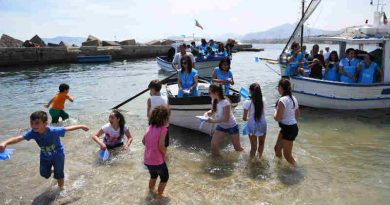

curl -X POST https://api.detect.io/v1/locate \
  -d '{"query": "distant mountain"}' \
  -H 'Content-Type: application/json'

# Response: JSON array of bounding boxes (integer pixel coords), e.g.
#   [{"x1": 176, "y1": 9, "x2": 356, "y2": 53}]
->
[
  {"x1": 241, "y1": 23, "x2": 340, "y2": 41},
  {"x1": 42, "y1": 36, "x2": 86, "y2": 46}
]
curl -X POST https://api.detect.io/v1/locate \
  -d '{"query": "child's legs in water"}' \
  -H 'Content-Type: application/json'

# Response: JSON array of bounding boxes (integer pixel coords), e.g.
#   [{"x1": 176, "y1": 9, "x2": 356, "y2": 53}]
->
[
  {"x1": 248, "y1": 135, "x2": 258, "y2": 158},
  {"x1": 59, "y1": 110, "x2": 69, "y2": 121},
  {"x1": 257, "y1": 135, "x2": 266, "y2": 159},
  {"x1": 230, "y1": 133, "x2": 243, "y2": 152},
  {"x1": 282, "y1": 139, "x2": 295, "y2": 165},
  {"x1": 211, "y1": 131, "x2": 225, "y2": 156},
  {"x1": 274, "y1": 134, "x2": 283, "y2": 158},
  {"x1": 53, "y1": 153, "x2": 65, "y2": 187},
  {"x1": 49, "y1": 108, "x2": 61, "y2": 123},
  {"x1": 157, "y1": 163, "x2": 169, "y2": 196}
]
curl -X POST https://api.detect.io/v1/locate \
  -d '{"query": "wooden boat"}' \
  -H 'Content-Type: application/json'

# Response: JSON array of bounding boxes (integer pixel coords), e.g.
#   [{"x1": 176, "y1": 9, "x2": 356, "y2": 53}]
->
[
  {"x1": 277, "y1": 0, "x2": 390, "y2": 109},
  {"x1": 77, "y1": 55, "x2": 112, "y2": 63},
  {"x1": 163, "y1": 78, "x2": 241, "y2": 135}
]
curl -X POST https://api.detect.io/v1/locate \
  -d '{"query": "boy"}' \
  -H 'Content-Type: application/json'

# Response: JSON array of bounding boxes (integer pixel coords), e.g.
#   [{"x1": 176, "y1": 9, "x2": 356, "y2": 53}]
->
[
  {"x1": 44, "y1": 83, "x2": 73, "y2": 123},
  {"x1": 147, "y1": 80, "x2": 169, "y2": 147},
  {"x1": 0, "y1": 111, "x2": 89, "y2": 188}
]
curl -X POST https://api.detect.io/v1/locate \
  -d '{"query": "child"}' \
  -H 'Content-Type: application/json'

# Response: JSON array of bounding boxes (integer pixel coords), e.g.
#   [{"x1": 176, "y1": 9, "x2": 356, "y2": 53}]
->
[
  {"x1": 211, "y1": 58, "x2": 234, "y2": 96},
  {"x1": 147, "y1": 80, "x2": 169, "y2": 147},
  {"x1": 44, "y1": 83, "x2": 74, "y2": 123},
  {"x1": 142, "y1": 105, "x2": 170, "y2": 198},
  {"x1": 242, "y1": 83, "x2": 267, "y2": 159},
  {"x1": 204, "y1": 84, "x2": 243, "y2": 156},
  {"x1": 274, "y1": 79, "x2": 300, "y2": 166},
  {"x1": 92, "y1": 110, "x2": 133, "y2": 151},
  {"x1": 0, "y1": 111, "x2": 89, "y2": 188}
]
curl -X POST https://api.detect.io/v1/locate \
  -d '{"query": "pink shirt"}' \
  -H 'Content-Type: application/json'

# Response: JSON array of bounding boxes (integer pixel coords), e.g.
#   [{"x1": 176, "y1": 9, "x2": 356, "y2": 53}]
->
[{"x1": 143, "y1": 126, "x2": 167, "y2": 165}]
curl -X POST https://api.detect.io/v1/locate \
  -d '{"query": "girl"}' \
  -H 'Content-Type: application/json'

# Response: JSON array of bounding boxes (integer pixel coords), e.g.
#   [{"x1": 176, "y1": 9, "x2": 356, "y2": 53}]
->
[
  {"x1": 357, "y1": 54, "x2": 382, "y2": 83},
  {"x1": 324, "y1": 51, "x2": 340, "y2": 81},
  {"x1": 92, "y1": 110, "x2": 133, "y2": 151},
  {"x1": 211, "y1": 58, "x2": 234, "y2": 96},
  {"x1": 205, "y1": 84, "x2": 243, "y2": 156},
  {"x1": 143, "y1": 105, "x2": 170, "y2": 198},
  {"x1": 216, "y1": 43, "x2": 228, "y2": 57},
  {"x1": 242, "y1": 83, "x2": 267, "y2": 159},
  {"x1": 177, "y1": 55, "x2": 198, "y2": 97},
  {"x1": 274, "y1": 79, "x2": 300, "y2": 166}
]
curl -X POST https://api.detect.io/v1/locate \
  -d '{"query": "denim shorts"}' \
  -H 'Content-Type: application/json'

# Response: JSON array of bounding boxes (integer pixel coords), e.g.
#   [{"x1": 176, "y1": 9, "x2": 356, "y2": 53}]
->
[{"x1": 216, "y1": 124, "x2": 239, "y2": 135}]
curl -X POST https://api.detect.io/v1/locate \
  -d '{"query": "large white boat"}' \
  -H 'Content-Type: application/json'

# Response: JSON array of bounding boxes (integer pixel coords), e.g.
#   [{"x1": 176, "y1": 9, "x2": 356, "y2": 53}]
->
[
  {"x1": 163, "y1": 78, "x2": 240, "y2": 135},
  {"x1": 277, "y1": 0, "x2": 390, "y2": 109}
]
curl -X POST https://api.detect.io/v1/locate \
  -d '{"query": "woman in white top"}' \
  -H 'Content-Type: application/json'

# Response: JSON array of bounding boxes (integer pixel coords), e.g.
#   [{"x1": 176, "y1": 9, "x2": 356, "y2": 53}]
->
[
  {"x1": 242, "y1": 83, "x2": 267, "y2": 159},
  {"x1": 274, "y1": 79, "x2": 300, "y2": 165},
  {"x1": 204, "y1": 84, "x2": 243, "y2": 156},
  {"x1": 92, "y1": 110, "x2": 133, "y2": 151}
]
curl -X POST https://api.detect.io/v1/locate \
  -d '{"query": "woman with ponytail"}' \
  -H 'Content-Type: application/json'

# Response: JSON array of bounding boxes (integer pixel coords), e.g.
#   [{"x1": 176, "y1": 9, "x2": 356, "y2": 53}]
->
[
  {"x1": 242, "y1": 83, "x2": 267, "y2": 159},
  {"x1": 204, "y1": 84, "x2": 243, "y2": 156},
  {"x1": 274, "y1": 79, "x2": 300, "y2": 165},
  {"x1": 92, "y1": 110, "x2": 133, "y2": 151}
]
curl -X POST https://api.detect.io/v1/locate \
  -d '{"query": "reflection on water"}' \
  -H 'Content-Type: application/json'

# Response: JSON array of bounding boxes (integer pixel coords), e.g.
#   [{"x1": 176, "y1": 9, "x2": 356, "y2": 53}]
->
[{"x1": 0, "y1": 45, "x2": 389, "y2": 204}]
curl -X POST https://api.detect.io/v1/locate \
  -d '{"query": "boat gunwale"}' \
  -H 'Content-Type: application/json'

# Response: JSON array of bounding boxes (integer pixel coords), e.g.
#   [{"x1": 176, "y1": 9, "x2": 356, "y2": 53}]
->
[{"x1": 290, "y1": 76, "x2": 390, "y2": 87}]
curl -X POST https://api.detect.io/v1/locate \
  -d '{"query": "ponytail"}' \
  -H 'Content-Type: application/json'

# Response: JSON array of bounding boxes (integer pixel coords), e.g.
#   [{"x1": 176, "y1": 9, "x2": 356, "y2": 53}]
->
[
  {"x1": 277, "y1": 79, "x2": 295, "y2": 108},
  {"x1": 249, "y1": 83, "x2": 263, "y2": 121},
  {"x1": 209, "y1": 84, "x2": 225, "y2": 113}
]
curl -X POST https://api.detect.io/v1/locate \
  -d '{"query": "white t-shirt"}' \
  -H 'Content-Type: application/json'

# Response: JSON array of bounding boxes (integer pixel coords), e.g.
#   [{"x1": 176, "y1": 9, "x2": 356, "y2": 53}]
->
[
  {"x1": 150, "y1": 96, "x2": 168, "y2": 112},
  {"x1": 102, "y1": 123, "x2": 129, "y2": 145},
  {"x1": 324, "y1": 51, "x2": 330, "y2": 60},
  {"x1": 278, "y1": 96, "x2": 298, "y2": 125},
  {"x1": 215, "y1": 99, "x2": 237, "y2": 129},
  {"x1": 172, "y1": 52, "x2": 195, "y2": 70},
  {"x1": 242, "y1": 99, "x2": 266, "y2": 122}
]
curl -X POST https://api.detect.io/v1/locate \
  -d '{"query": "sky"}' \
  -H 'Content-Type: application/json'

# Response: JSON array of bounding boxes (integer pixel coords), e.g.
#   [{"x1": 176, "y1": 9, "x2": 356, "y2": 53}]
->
[{"x1": 0, "y1": 0, "x2": 388, "y2": 42}]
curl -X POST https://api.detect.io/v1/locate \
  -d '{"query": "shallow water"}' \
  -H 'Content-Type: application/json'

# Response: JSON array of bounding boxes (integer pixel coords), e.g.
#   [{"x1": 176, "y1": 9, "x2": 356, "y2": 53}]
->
[{"x1": 0, "y1": 44, "x2": 389, "y2": 205}]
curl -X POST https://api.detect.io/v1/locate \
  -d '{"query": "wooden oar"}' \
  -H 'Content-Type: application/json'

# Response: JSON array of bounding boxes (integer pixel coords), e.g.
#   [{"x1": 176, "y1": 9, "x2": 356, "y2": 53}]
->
[
  {"x1": 112, "y1": 73, "x2": 176, "y2": 109},
  {"x1": 197, "y1": 76, "x2": 240, "y2": 94}
]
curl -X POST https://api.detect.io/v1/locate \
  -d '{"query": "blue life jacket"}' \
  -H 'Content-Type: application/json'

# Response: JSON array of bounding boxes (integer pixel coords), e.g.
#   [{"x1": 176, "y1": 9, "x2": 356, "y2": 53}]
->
[
  {"x1": 358, "y1": 62, "x2": 378, "y2": 84},
  {"x1": 214, "y1": 67, "x2": 233, "y2": 96},
  {"x1": 324, "y1": 63, "x2": 339, "y2": 81},
  {"x1": 286, "y1": 52, "x2": 303, "y2": 76},
  {"x1": 340, "y1": 58, "x2": 359, "y2": 83},
  {"x1": 178, "y1": 68, "x2": 199, "y2": 97}
]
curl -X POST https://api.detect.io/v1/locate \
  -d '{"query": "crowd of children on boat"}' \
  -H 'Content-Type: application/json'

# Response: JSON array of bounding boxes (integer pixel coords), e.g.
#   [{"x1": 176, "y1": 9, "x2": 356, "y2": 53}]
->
[
  {"x1": 167, "y1": 38, "x2": 235, "y2": 63},
  {"x1": 0, "y1": 56, "x2": 300, "y2": 198},
  {"x1": 286, "y1": 42, "x2": 383, "y2": 83}
]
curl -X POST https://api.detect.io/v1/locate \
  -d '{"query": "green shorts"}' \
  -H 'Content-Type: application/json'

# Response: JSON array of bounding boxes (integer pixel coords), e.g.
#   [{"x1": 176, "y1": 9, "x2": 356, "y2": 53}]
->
[{"x1": 49, "y1": 108, "x2": 69, "y2": 123}]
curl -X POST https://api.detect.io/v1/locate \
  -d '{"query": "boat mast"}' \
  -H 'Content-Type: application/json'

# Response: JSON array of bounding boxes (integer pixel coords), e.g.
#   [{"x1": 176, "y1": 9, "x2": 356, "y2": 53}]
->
[{"x1": 301, "y1": 0, "x2": 305, "y2": 52}]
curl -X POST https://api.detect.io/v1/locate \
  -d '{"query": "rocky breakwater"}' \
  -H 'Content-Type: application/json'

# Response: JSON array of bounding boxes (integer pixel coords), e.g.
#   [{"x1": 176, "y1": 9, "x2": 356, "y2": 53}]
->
[{"x1": 0, "y1": 34, "x2": 172, "y2": 67}]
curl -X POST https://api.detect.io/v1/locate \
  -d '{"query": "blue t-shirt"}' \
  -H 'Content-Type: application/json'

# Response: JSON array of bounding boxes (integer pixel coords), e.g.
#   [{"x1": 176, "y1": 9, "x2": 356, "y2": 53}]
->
[
  {"x1": 324, "y1": 63, "x2": 339, "y2": 81},
  {"x1": 178, "y1": 68, "x2": 198, "y2": 97},
  {"x1": 286, "y1": 52, "x2": 303, "y2": 76},
  {"x1": 214, "y1": 67, "x2": 233, "y2": 96},
  {"x1": 23, "y1": 127, "x2": 66, "y2": 159},
  {"x1": 358, "y1": 62, "x2": 379, "y2": 84},
  {"x1": 339, "y1": 58, "x2": 359, "y2": 83}
]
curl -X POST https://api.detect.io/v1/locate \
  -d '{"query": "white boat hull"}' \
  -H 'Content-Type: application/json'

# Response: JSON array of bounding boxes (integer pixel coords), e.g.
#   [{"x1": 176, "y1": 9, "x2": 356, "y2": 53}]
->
[
  {"x1": 164, "y1": 81, "x2": 240, "y2": 135},
  {"x1": 290, "y1": 76, "x2": 390, "y2": 109}
]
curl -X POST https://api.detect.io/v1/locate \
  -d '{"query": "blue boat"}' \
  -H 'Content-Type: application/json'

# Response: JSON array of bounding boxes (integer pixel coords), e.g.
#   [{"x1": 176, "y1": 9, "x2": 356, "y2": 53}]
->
[{"x1": 77, "y1": 55, "x2": 112, "y2": 63}]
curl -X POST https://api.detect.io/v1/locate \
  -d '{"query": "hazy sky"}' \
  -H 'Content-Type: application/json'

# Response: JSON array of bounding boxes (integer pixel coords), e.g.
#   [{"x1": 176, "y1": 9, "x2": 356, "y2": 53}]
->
[{"x1": 0, "y1": 0, "x2": 388, "y2": 42}]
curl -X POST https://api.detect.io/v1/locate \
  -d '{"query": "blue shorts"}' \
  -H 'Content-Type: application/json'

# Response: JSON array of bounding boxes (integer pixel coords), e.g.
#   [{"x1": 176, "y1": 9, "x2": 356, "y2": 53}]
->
[
  {"x1": 216, "y1": 124, "x2": 239, "y2": 135},
  {"x1": 40, "y1": 152, "x2": 65, "y2": 179}
]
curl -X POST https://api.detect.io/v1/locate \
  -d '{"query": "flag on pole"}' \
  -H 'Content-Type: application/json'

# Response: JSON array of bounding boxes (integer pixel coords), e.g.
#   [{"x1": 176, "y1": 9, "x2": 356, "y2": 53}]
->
[
  {"x1": 195, "y1": 19, "x2": 203, "y2": 30},
  {"x1": 384, "y1": 12, "x2": 388, "y2": 25}
]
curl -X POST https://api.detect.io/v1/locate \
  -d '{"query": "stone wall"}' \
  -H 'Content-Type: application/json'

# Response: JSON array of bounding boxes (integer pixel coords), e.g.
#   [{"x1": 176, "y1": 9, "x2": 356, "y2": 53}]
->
[{"x1": 0, "y1": 45, "x2": 171, "y2": 67}]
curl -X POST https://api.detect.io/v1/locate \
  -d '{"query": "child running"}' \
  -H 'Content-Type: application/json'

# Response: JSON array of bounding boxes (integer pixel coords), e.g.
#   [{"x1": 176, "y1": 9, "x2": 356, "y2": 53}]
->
[
  {"x1": 0, "y1": 111, "x2": 89, "y2": 188},
  {"x1": 274, "y1": 79, "x2": 300, "y2": 166},
  {"x1": 92, "y1": 110, "x2": 133, "y2": 151},
  {"x1": 143, "y1": 105, "x2": 170, "y2": 198},
  {"x1": 242, "y1": 83, "x2": 267, "y2": 159},
  {"x1": 205, "y1": 84, "x2": 243, "y2": 156},
  {"x1": 44, "y1": 83, "x2": 74, "y2": 124},
  {"x1": 147, "y1": 80, "x2": 169, "y2": 147}
]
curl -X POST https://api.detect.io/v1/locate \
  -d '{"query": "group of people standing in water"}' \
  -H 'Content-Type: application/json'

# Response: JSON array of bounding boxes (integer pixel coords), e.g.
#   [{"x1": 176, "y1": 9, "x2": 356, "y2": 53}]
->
[
  {"x1": 287, "y1": 42, "x2": 383, "y2": 83},
  {"x1": 0, "y1": 51, "x2": 301, "y2": 199}
]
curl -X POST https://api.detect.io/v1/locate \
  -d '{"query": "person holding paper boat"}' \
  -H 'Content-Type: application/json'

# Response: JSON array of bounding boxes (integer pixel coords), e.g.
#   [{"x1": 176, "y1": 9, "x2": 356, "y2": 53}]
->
[
  {"x1": 242, "y1": 83, "x2": 267, "y2": 159},
  {"x1": 0, "y1": 111, "x2": 89, "y2": 189},
  {"x1": 92, "y1": 110, "x2": 133, "y2": 158},
  {"x1": 203, "y1": 84, "x2": 243, "y2": 156},
  {"x1": 177, "y1": 55, "x2": 199, "y2": 97}
]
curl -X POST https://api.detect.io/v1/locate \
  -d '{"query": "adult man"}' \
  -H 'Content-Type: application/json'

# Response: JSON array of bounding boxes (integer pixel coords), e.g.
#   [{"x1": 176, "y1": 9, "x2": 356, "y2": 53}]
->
[{"x1": 172, "y1": 44, "x2": 195, "y2": 72}]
